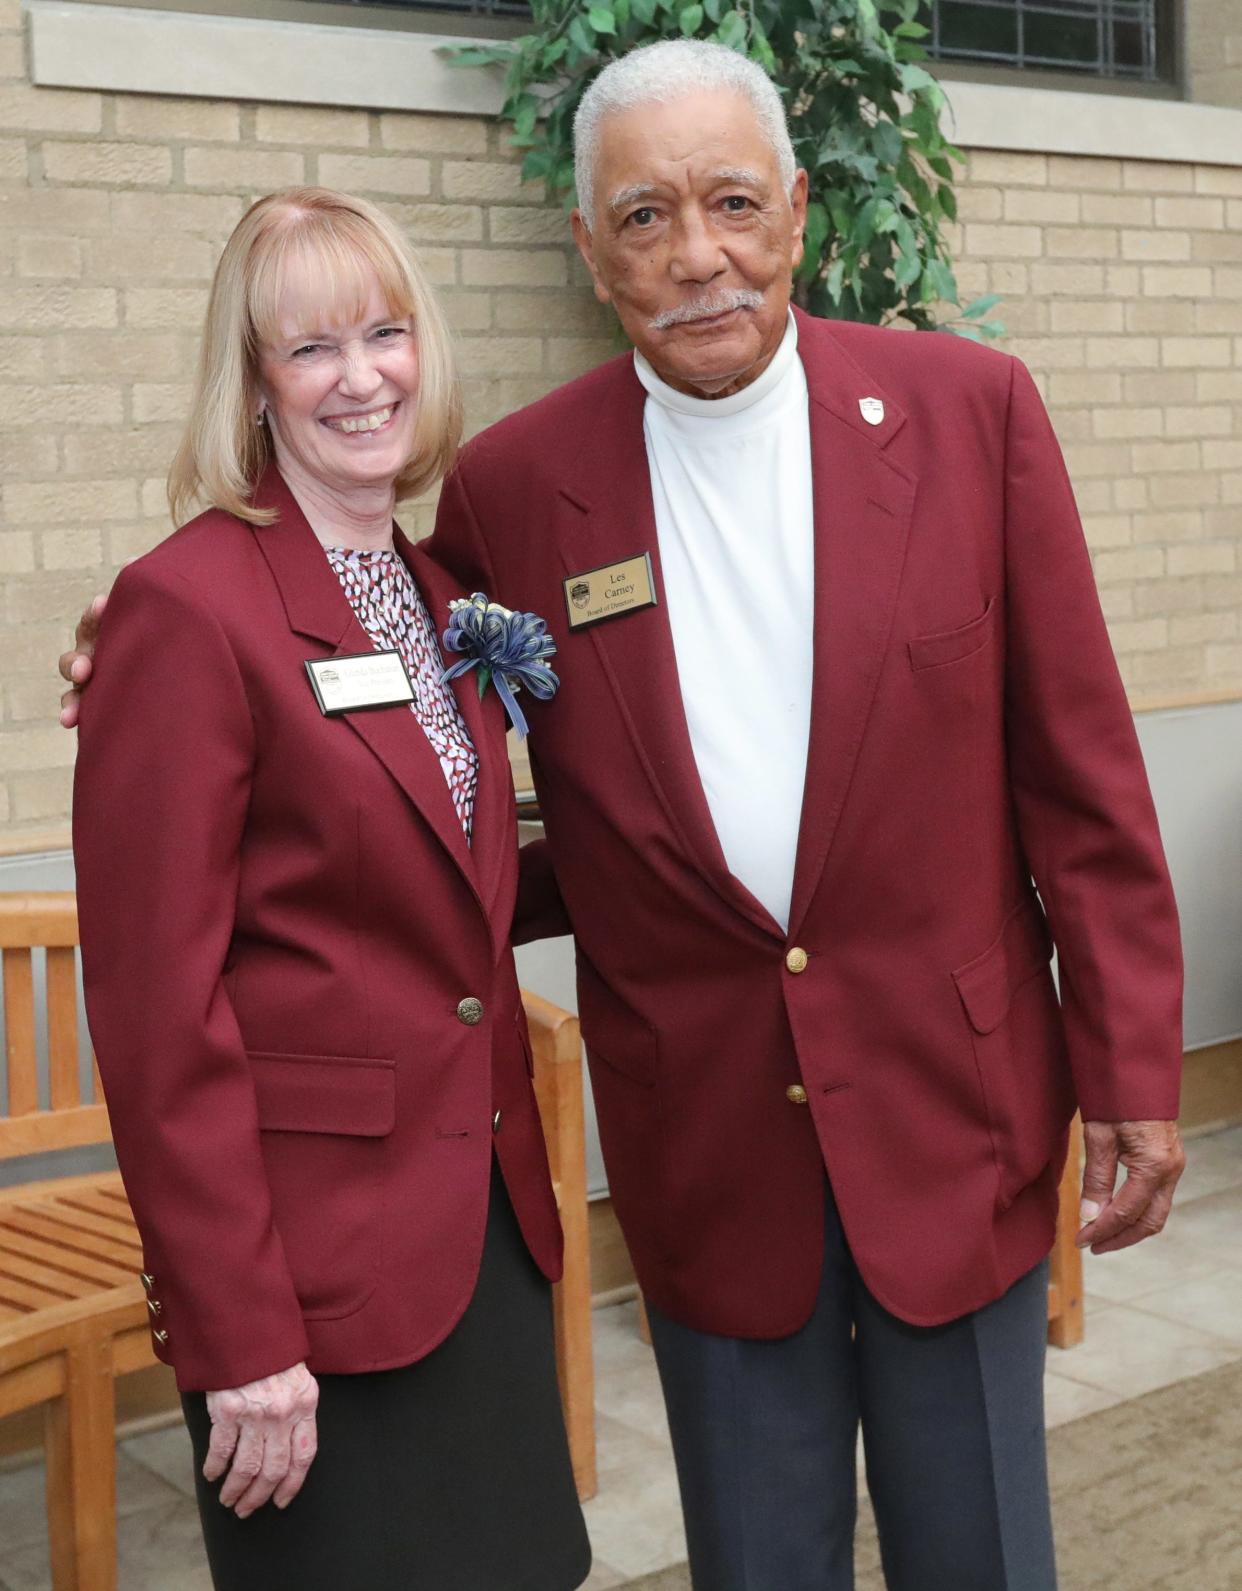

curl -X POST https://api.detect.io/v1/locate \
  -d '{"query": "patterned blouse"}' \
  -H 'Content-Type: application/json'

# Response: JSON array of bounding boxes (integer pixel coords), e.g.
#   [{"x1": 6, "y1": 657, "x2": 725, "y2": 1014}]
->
[{"x1": 325, "y1": 546, "x2": 479, "y2": 843}]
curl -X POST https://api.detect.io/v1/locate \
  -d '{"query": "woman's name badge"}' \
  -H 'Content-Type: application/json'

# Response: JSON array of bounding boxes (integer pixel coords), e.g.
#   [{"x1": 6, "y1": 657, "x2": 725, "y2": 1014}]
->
[
  {"x1": 563, "y1": 553, "x2": 657, "y2": 631},
  {"x1": 305, "y1": 651, "x2": 415, "y2": 716}
]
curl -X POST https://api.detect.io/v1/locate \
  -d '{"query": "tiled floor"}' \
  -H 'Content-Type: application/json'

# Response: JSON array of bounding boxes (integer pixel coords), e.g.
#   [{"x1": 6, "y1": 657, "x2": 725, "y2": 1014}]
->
[{"x1": 3, "y1": 1126, "x2": 1241, "y2": 1591}]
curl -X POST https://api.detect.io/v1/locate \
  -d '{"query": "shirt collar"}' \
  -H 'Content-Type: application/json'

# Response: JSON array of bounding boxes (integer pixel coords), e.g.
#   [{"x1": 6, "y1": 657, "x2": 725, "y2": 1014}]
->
[{"x1": 633, "y1": 309, "x2": 799, "y2": 420}]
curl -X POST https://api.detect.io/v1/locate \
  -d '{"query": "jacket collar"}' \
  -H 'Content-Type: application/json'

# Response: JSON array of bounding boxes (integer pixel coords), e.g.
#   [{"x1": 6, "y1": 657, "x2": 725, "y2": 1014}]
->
[
  {"x1": 556, "y1": 310, "x2": 917, "y2": 942},
  {"x1": 249, "y1": 464, "x2": 509, "y2": 932}
]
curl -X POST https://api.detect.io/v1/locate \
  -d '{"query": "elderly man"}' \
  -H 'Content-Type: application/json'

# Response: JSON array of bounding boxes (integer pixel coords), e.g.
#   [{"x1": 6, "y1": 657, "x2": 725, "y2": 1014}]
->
[{"x1": 62, "y1": 40, "x2": 1183, "y2": 1591}]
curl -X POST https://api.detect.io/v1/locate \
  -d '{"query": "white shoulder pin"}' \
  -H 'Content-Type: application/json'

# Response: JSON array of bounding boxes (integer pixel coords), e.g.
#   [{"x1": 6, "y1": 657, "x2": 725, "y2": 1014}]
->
[{"x1": 859, "y1": 396, "x2": 885, "y2": 426}]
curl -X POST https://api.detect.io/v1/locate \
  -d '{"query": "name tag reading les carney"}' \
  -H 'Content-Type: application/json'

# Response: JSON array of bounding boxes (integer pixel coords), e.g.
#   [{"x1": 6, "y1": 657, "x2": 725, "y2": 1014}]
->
[
  {"x1": 305, "y1": 651, "x2": 415, "y2": 716},
  {"x1": 563, "y1": 553, "x2": 657, "y2": 631}
]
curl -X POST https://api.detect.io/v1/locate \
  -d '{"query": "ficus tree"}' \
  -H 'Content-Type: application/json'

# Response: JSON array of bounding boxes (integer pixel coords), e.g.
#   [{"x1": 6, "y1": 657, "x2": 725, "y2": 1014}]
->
[{"x1": 450, "y1": 0, "x2": 1001, "y2": 337}]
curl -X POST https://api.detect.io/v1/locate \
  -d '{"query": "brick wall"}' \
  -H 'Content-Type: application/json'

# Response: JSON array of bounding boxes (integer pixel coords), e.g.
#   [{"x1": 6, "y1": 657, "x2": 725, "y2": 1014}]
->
[
  {"x1": 1187, "y1": 0, "x2": 1242, "y2": 108},
  {"x1": 0, "y1": 1, "x2": 1240, "y2": 839}
]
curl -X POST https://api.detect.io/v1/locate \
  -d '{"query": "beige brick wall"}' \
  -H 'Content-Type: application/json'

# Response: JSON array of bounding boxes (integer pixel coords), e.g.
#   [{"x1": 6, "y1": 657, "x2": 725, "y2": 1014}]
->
[
  {"x1": 1187, "y1": 0, "x2": 1242, "y2": 109},
  {"x1": 0, "y1": 12, "x2": 1239, "y2": 841}
]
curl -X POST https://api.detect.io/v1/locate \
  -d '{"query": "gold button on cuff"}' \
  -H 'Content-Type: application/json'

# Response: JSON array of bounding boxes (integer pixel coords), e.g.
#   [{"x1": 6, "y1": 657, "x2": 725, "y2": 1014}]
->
[
  {"x1": 785, "y1": 1083, "x2": 809, "y2": 1105},
  {"x1": 146, "y1": 1298, "x2": 162, "y2": 1318},
  {"x1": 152, "y1": 1328, "x2": 169, "y2": 1346},
  {"x1": 456, "y1": 997, "x2": 484, "y2": 1026},
  {"x1": 140, "y1": 1272, "x2": 155, "y2": 1294},
  {"x1": 785, "y1": 947, "x2": 809, "y2": 974}
]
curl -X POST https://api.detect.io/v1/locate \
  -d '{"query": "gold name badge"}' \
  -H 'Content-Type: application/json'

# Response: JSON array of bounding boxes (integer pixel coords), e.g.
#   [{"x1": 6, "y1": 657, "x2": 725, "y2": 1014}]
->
[{"x1": 563, "y1": 553, "x2": 657, "y2": 631}]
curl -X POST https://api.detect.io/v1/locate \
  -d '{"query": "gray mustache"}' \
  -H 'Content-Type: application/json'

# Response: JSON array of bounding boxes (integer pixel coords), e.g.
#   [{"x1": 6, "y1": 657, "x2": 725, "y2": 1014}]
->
[{"x1": 649, "y1": 289, "x2": 764, "y2": 331}]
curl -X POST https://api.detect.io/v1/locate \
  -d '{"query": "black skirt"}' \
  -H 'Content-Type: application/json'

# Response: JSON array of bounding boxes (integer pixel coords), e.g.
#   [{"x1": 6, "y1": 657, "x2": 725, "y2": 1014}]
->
[{"x1": 182, "y1": 1163, "x2": 591, "y2": 1591}]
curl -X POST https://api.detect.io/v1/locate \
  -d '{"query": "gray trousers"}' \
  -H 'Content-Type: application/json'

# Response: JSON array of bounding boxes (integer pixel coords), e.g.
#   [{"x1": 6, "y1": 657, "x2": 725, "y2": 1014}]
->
[{"x1": 647, "y1": 1181, "x2": 1057, "y2": 1591}]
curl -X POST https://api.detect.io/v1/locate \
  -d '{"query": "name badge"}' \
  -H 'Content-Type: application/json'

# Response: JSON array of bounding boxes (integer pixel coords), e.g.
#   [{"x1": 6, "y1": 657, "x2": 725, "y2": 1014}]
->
[
  {"x1": 563, "y1": 553, "x2": 657, "y2": 631},
  {"x1": 305, "y1": 651, "x2": 415, "y2": 716}
]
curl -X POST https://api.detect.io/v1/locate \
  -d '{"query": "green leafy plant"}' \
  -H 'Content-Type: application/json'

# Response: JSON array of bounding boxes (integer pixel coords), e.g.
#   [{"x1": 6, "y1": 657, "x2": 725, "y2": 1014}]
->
[{"x1": 449, "y1": 0, "x2": 1001, "y2": 337}]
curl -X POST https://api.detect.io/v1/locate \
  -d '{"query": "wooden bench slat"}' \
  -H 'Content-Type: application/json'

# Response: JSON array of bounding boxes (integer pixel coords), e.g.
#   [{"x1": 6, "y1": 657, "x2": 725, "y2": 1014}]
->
[
  {"x1": 0, "y1": 894, "x2": 79, "y2": 949},
  {"x1": 0, "y1": 1250, "x2": 90, "y2": 1300},
  {"x1": 1, "y1": 1210, "x2": 141, "y2": 1269},
  {"x1": 0, "y1": 1228, "x2": 135, "y2": 1290},
  {"x1": 0, "y1": 1271, "x2": 73, "y2": 1312},
  {"x1": 45, "y1": 947, "x2": 80, "y2": 1111},
  {"x1": 53, "y1": 1191, "x2": 138, "y2": 1234},
  {"x1": 22, "y1": 1204, "x2": 142, "y2": 1251},
  {"x1": 0, "y1": 1103, "x2": 112, "y2": 1161},
  {"x1": 3, "y1": 948, "x2": 39, "y2": 1117}
]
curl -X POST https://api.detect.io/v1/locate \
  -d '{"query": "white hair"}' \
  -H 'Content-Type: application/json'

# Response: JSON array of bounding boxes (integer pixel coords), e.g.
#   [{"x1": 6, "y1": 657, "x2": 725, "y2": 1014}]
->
[{"x1": 573, "y1": 40, "x2": 796, "y2": 231}]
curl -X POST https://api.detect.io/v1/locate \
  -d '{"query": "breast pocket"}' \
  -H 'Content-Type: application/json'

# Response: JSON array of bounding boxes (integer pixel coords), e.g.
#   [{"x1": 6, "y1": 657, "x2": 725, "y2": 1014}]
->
[
  {"x1": 908, "y1": 597, "x2": 997, "y2": 671},
  {"x1": 250, "y1": 1051, "x2": 395, "y2": 1320}
]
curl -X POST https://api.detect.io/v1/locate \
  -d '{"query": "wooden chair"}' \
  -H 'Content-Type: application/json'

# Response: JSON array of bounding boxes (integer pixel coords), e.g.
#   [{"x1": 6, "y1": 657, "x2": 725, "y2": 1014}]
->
[
  {"x1": 1047, "y1": 1116, "x2": 1086, "y2": 1348},
  {"x1": 0, "y1": 892, "x2": 597, "y2": 1591},
  {"x1": 0, "y1": 892, "x2": 151, "y2": 1591},
  {"x1": 524, "y1": 991, "x2": 597, "y2": 1500}
]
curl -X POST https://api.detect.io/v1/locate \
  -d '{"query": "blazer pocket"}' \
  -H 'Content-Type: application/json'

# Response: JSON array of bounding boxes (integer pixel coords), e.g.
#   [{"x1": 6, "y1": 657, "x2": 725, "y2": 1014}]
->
[
  {"x1": 951, "y1": 896, "x2": 1052, "y2": 1035},
  {"x1": 249, "y1": 1052, "x2": 395, "y2": 1319},
  {"x1": 250, "y1": 1052, "x2": 396, "y2": 1137},
  {"x1": 908, "y1": 597, "x2": 996, "y2": 672},
  {"x1": 576, "y1": 953, "x2": 658, "y2": 1088},
  {"x1": 951, "y1": 896, "x2": 1074, "y2": 1211}
]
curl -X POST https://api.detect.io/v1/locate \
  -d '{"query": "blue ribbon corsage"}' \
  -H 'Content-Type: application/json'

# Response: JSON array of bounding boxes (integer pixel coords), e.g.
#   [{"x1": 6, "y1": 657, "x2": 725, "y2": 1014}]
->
[{"x1": 440, "y1": 592, "x2": 560, "y2": 739}]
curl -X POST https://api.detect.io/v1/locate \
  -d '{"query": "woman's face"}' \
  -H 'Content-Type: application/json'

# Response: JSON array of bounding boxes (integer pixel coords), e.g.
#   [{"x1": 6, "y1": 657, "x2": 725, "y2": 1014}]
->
[{"x1": 256, "y1": 259, "x2": 420, "y2": 498}]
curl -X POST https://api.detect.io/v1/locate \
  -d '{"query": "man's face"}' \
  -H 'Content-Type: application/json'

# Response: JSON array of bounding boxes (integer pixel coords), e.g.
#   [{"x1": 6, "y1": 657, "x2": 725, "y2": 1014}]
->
[{"x1": 572, "y1": 88, "x2": 807, "y2": 400}]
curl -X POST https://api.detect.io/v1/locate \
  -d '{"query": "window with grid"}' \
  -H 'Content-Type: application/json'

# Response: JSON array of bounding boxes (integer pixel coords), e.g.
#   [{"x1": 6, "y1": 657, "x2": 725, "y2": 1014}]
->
[
  {"x1": 303, "y1": 0, "x2": 1174, "y2": 81},
  {"x1": 921, "y1": 0, "x2": 1170, "y2": 83}
]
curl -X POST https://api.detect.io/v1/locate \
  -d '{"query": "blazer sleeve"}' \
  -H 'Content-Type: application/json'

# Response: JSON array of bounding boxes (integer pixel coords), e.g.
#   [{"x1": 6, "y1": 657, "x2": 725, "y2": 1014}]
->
[
  {"x1": 1002, "y1": 357, "x2": 1183, "y2": 1122},
  {"x1": 74, "y1": 560, "x2": 310, "y2": 1392}
]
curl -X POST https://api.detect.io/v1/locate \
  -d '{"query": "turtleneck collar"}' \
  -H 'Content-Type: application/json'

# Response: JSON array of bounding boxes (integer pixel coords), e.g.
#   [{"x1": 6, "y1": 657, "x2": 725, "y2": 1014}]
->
[{"x1": 634, "y1": 309, "x2": 798, "y2": 420}]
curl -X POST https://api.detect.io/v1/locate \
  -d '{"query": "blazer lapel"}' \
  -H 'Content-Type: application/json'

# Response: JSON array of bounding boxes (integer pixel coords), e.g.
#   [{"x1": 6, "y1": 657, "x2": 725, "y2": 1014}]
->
[
  {"x1": 557, "y1": 367, "x2": 781, "y2": 940},
  {"x1": 786, "y1": 312, "x2": 918, "y2": 938},
  {"x1": 250, "y1": 466, "x2": 485, "y2": 913},
  {"x1": 406, "y1": 536, "x2": 512, "y2": 925}
]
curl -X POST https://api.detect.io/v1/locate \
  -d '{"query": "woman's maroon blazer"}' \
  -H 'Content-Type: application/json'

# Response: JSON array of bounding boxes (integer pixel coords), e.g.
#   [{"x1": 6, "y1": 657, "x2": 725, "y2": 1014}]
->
[{"x1": 74, "y1": 466, "x2": 562, "y2": 1392}]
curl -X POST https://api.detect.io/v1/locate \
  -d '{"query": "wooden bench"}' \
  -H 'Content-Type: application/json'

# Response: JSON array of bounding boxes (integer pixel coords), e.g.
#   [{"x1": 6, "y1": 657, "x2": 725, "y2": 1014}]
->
[{"x1": 0, "y1": 892, "x2": 595, "y2": 1591}]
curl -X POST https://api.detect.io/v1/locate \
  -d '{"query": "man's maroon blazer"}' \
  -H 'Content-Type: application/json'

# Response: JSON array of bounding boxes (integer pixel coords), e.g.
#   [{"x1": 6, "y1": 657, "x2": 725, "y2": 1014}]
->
[
  {"x1": 74, "y1": 466, "x2": 562, "y2": 1392},
  {"x1": 429, "y1": 308, "x2": 1183, "y2": 1335}
]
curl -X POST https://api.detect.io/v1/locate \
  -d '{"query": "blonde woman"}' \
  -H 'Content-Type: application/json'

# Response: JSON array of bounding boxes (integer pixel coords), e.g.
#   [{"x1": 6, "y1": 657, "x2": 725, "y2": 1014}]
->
[{"x1": 71, "y1": 189, "x2": 590, "y2": 1591}]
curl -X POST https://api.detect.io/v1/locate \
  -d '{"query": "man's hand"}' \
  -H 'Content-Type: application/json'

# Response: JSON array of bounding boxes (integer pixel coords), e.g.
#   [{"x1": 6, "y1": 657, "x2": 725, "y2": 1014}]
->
[
  {"x1": 203, "y1": 1360, "x2": 319, "y2": 1518},
  {"x1": 1076, "y1": 1119, "x2": 1185, "y2": 1255},
  {"x1": 58, "y1": 593, "x2": 108, "y2": 727}
]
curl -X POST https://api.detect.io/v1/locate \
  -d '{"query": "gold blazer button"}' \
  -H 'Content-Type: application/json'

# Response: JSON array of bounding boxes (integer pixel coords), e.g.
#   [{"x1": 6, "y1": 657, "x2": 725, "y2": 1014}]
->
[
  {"x1": 785, "y1": 947, "x2": 809, "y2": 974},
  {"x1": 457, "y1": 997, "x2": 484, "y2": 1026},
  {"x1": 140, "y1": 1272, "x2": 156, "y2": 1293},
  {"x1": 152, "y1": 1328, "x2": 169, "y2": 1346},
  {"x1": 785, "y1": 1084, "x2": 809, "y2": 1106}
]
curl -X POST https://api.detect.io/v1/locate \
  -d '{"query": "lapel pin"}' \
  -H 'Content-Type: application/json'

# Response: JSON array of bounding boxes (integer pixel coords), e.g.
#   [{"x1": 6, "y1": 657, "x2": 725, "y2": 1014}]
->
[{"x1": 859, "y1": 396, "x2": 885, "y2": 426}]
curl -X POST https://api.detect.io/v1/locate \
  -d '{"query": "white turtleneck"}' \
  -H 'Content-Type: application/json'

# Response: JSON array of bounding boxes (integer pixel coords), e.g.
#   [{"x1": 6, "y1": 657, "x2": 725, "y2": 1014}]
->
[{"x1": 635, "y1": 312, "x2": 814, "y2": 932}]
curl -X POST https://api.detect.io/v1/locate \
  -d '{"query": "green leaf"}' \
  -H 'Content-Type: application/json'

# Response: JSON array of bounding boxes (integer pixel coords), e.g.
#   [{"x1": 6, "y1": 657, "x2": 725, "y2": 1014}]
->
[
  {"x1": 703, "y1": 0, "x2": 722, "y2": 18},
  {"x1": 797, "y1": 199, "x2": 830, "y2": 281},
  {"x1": 679, "y1": 2, "x2": 704, "y2": 34},
  {"x1": 960, "y1": 293, "x2": 1002, "y2": 319},
  {"x1": 587, "y1": 4, "x2": 618, "y2": 32},
  {"x1": 825, "y1": 257, "x2": 847, "y2": 304},
  {"x1": 632, "y1": 0, "x2": 657, "y2": 20},
  {"x1": 446, "y1": 45, "x2": 509, "y2": 68},
  {"x1": 715, "y1": 9, "x2": 747, "y2": 48},
  {"x1": 477, "y1": 665, "x2": 492, "y2": 699},
  {"x1": 568, "y1": 15, "x2": 595, "y2": 54}
]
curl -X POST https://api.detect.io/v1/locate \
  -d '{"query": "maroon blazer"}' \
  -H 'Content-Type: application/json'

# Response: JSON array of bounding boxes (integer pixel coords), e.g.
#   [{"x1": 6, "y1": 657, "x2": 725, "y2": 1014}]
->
[
  {"x1": 428, "y1": 308, "x2": 1183, "y2": 1335},
  {"x1": 74, "y1": 467, "x2": 562, "y2": 1392}
]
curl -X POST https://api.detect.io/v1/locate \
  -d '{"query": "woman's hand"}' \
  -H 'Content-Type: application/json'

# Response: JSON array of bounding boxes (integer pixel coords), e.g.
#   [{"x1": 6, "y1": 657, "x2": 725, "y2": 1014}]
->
[
  {"x1": 57, "y1": 592, "x2": 108, "y2": 727},
  {"x1": 204, "y1": 1360, "x2": 320, "y2": 1517}
]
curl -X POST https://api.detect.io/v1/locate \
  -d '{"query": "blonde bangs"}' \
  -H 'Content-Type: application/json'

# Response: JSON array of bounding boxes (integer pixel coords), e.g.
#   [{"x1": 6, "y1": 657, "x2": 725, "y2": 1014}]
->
[{"x1": 168, "y1": 187, "x2": 462, "y2": 528}]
